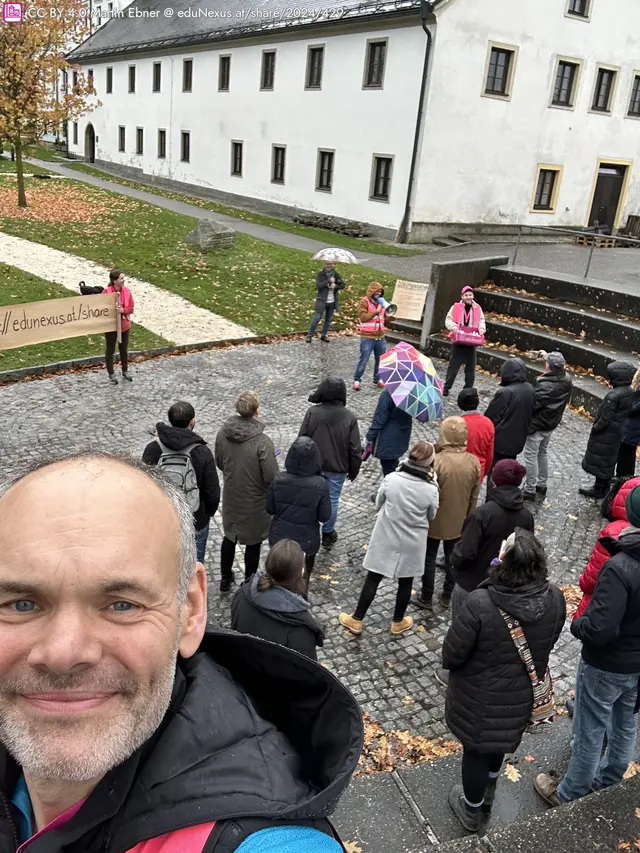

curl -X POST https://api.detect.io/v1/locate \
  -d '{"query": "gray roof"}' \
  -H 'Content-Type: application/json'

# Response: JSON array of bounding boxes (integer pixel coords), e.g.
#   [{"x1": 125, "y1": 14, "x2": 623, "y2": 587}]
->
[{"x1": 69, "y1": 0, "x2": 424, "y2": 61}]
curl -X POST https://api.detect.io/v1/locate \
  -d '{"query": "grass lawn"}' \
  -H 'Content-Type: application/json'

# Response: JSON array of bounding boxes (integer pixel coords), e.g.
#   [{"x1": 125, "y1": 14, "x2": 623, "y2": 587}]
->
[
  {"x1": 0, "y1": 263, "x2": 168, "y2": 372},
  {"x1": 0, "y1": 176, "x2": 400, "y2": 335},
  {"x1": 0, "y1": 156, "x2": 51, "y2": 175},
  {"x1": 61, "y1": 161, "x2": 422, "y2": 257}
]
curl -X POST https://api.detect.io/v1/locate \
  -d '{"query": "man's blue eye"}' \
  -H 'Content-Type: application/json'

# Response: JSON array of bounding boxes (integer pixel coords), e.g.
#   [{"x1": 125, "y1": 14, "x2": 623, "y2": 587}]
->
[
  {"x1": 112, "y1": 601, "x2": 134, "y2": 611},
  {"x1": 14, "y1": 601, "x2": 36, "y2": 613}
]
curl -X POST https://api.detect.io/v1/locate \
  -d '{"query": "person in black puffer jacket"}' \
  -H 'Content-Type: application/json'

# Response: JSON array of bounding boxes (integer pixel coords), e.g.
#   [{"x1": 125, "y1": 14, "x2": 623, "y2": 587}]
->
[
  {"x1": 443, "y1": 529, "x2": 565, "y2": 833},
  {"x1": 231, "y1": 540, "x2": 325, "y2": 660},
  {"x1": 616, "y1": 367, "x2": 640, "y2": 478},
  {"x1": 580, "y1": 361, "x2": 637, "y2": 498},
  {"x1": 484, "y1": 359, "x2": 535, "y2": 493},
  {"x1": 267, "y1": 437, "x2": 331, "y2": 578}
]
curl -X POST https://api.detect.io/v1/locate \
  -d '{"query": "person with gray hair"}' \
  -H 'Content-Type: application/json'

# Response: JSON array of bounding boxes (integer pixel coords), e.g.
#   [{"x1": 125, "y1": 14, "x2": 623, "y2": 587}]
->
[
  {"x1": 522, "y1": 352, "x2": 572, "y2": 501},
  {"x1": 0, "y1": 451, "x2": 360, "y2": 852}
]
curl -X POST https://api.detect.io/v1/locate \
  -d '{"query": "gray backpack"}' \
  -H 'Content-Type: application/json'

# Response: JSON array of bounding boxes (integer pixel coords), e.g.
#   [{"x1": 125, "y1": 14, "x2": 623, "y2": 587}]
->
[{"x1": 157, "y1": 440, "x2": 201, "y2": 513}]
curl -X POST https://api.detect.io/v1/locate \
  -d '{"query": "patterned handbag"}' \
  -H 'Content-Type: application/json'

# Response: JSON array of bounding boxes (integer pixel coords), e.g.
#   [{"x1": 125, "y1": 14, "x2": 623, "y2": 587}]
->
[{"x1": 499, "y1": 609, "x2": 556, "y2": 730}]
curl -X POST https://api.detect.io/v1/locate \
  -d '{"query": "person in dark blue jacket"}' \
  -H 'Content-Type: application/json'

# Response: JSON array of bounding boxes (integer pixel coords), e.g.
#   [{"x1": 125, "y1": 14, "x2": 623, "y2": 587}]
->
[
  {"x1": 365, "y1": 388, "x2": 413, "y2": 477},
  {"x1": 267, "y1": 436, "x2": 332, "y2": 578}
]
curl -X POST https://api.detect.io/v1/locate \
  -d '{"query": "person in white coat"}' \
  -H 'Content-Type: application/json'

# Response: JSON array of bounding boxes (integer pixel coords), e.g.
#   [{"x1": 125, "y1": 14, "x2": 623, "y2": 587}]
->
[{"x1": 339, "y1": 440, "x2": 440, "y2": 637}]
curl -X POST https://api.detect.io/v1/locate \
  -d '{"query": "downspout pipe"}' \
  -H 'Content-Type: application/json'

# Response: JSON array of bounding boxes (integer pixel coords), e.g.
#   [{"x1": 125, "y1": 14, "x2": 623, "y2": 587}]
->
[{"x1": 395, "y1": 0, "x2": 435, "y2": 244}]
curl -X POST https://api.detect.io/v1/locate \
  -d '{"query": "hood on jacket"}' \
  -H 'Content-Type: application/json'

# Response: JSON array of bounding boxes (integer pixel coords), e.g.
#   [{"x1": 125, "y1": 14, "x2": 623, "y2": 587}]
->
[
  {"x1": 605, "y1": 526, "x2": 640, "y2": 561},
  {"x1": 486, "y1": 581, "x2": 554, "y2": 623},
  {"x1": 607, "y1": 360, "x2": 636, "y2": 388},
  {"x1": 308, "y1": 376, "x2": 347, "y2": 406},
  {"x1": 488, "y1": 484, "x2": 525, "y2": 511},
  {"x1": 219, "y1": 415, "x2": 265, "y2": 443},
  {"x1": 156, "y1": 422, "x2": 206, "y2": 450},
  {"x1": 611, "y1": 476, "x2": 640, "y2": 522},
  {"x1": 248, "y1": 572, "x2": 311, "y2": 613},
  {"x1": 285, "y1": 437, "x2": 322, "y2": 476},
  {"x1": 438, "y1": 416, "x2": 468, "y2": 450},
  {"x1": 366, "y1": 281, "x2": 384, "y2": 299},
  {"x1": 500, "y1": 358, "x2": 527, "y2": 386}
]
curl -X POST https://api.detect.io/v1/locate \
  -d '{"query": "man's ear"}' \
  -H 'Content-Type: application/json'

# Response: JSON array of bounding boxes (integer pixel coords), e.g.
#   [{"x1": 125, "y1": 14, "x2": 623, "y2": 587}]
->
[{"x1": 178, "y1": 563, "x2": 207, "y2": 658}]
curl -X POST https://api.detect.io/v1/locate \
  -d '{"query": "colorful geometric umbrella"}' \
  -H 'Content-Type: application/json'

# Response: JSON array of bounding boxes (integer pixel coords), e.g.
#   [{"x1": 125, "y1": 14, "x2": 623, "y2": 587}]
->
[
  {"x1": 378, "y1": 341, "x2": 444, "y2": 423},
  {"x1": 312, "y1": 247, "x2": 359, "y2": 264}
]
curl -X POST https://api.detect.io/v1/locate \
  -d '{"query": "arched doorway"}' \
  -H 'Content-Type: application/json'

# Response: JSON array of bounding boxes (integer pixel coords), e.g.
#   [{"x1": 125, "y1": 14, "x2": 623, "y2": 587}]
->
[{"x1": 85, "y1": 123, "x2": 95, "y2": 163}]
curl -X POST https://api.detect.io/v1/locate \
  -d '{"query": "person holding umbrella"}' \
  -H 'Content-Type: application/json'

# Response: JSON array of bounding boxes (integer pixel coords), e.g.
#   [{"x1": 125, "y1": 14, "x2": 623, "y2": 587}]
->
[
  {"x1": 307, "y1": 260, "x2": 346, "y2": 343},
  {"x1": 365, "y1": 388, "x2": 413, "y2": 478}
]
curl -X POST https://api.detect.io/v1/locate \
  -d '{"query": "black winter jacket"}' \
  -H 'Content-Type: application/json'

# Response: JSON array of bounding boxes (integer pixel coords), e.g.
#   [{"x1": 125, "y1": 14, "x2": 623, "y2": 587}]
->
[
  {"x1": 314, "y1": 267, "x2": 345, "y2": 313},
  {"x1": 0, "y1": 628, "x2": 362, "y2": 853},
  {"x1": 231, "y1": 573, "x2": 325, "y2": 660},
  {"x1": 622, "y1": 389, "x2": 640, "y2": 447},
  {"x1": 450, "y1": 487, "x2": 535, "y2": 592},
  {"x1": 443, "y1": 580, "x2": 565, "y2": 753},
  {"x1": 582, "y1": 361, "x2": 636, "y2": 481},
  {"x1": 572, "y1": 527, "x2": 640, "y2": 673},
  {"x1": 299, "y1": 378, "x2": 362, "y2": 479},
  {"x1": 530, "y1": 368, "x2": 573, "y2": 434},
  {"x1": 143, "y1": 423, "x2": 220, "y2": 530},
  {"x1": 485, "y1": 359, "x2": 535, "y2": 458},
  {"x1": 267, "y1": 437, "x2": 331, "y2": 555}
]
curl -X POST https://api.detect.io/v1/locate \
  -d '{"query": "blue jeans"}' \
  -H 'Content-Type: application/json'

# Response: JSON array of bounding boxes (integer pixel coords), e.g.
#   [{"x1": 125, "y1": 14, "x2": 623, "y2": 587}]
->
[
  {"x1": 195, "y1": 522, "x2": 209, "y2": 564},
  {"x1": 557, "y1": 659, "x2": 640, "y2": 802},
  {"x1": 308, "y1": 304, "x2": 335, "y2": 337},
  {"x1": 322, "y1": 471, "x2": 347, "y2": 534},
  {"x1": 354, "y1": 337, "x2": 386, "y2": 382}
]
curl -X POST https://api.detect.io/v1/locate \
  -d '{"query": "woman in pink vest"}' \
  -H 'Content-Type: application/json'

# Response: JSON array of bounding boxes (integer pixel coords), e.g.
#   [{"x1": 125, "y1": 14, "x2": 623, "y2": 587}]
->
[
  {"x1": 443, "y1": 286, "x2": 486, "y2": 397},
  {"x1": 352, "y1": 281, "x2": 387, "y2": 391},
  {"x1": 104, "y1": 268, "x2": 135, "y2": 385}
]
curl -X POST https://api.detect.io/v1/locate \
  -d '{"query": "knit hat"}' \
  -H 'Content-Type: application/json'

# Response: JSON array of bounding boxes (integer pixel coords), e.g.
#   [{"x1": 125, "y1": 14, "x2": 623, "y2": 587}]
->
[
  {"x1": 457, "y1": 387, "x2": 479, "y2": 412},
  {"x1": 547, "y1": 351, "x2": 566, "y2": 370},
  {"x1": 461, "y1": 286, "x2": 474, "y2": 295},
  {"x1": 492, "y1": 459, "x2": 527, "y2": 488},
  {"x1": 626, "y1": 486, "x2": 640, "y2": 528},
  {"x1": 409, "y1": 440, "x2": 436, "y2": 468}
]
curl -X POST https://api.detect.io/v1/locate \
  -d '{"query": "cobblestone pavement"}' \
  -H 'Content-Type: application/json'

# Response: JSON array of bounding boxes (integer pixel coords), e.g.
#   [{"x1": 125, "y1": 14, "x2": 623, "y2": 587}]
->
[{"x1": 0, "y1": 337, "x2": 605, "y2": 737}]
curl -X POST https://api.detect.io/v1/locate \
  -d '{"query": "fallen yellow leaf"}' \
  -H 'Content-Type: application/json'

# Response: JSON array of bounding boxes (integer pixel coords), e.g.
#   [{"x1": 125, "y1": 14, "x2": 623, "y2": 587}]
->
[
  {"x1": 417, "y1": 625, "x2": 425, "y2": 633},
  {"x1": 524, "y1": 755, "x2": 535, "y2": 762},
  {"x1": 616, "y1": 842, "x2": 630, "y2": 851},
  {"x1": 625, "y1": 762, "x2": 640, "y2": 780},
  {"x1": 344, "y1": 843, "x2": 363, "y2": 853},
  {"x1": 636, "y1": 808, "x2": 640, "y2": 819},
  {"x1": 504, "y1": 764, "x2": 521, "y2": 783}
]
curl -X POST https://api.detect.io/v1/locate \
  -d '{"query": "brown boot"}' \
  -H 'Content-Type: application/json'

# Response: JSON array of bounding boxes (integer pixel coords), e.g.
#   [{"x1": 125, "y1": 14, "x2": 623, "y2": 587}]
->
[
  {"x1": 391, "y1": 616, "x2": 413, "y2": 635},
  {"x1": 339, "y1": 613, "x2": 363, "y2": 635}
]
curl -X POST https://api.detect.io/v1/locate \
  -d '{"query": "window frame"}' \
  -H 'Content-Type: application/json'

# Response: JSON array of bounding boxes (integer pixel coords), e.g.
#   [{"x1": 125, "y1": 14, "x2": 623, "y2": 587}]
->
[
  {"x1": 73, "y1": 121, "x2": 78, "y2": 145},
  {"x1": 305, "y1": 45, "x2": 325, "y2": 90},
  {"x1": 135, "y1": 126, "x2": 144, "y2": 156},
  {"x1": 180, "y1": 130, "x2": 190, "y2": 164},
  {"x1": 87, "y1": 68, "x2": 94, "y2": 88},
  {"x1": 128, "y1": 65, "x2": 136, "y2": 93},
  {"x1": 231, "y1": 140, "x2": 243, "y2": 177},
  {"x1": 482, "y1": 42, "x2": 519, "y2": 101},
  {"x1": 72, "y1": 70, "x2": 78, "y2": 91},
  {"x1": 152, "y1": 62, "x2": 161, "y2": 93},
  {"x1": 369, "y1": 154, "x2": 394, "y2": 203},
  {"x1": 157, "y1": 129, "x2": 166, "y2": 159},
  {"x1": 362, "y1": 38, "x2": 387, "y2": 89},
  {"x1": 182, "y1": 58, "x2": 193, "y2": 93},
  {"x1": 590, "y1": 63, "x2": 619, "y2": 115},
  {"x1": 565, "y1": 0, "x2": 591, "y2": 20},
  {"x1": 550, "y1": 56, "x2": 583, "y2": 110},
  {"x1": 105, "y1": 66, "x2": 113, "y2": 94},
  {"x1": 260, "y1": 50, "x2": 276, "y2": 91},
  {"x1": 118, "y1": 125, "x2": 125, "y2": 153},
  {"x1": 530, "y1": 164, "x2": 564, "y2": 213},
  {"x1": 316, "y1": 148, "x2": 335, "y2": 193},
  {"x1": 627, "y1": 72, "x2": 640, "y2": 119},
  {"x1": 218, "y1": 55, "x2": 231, "y2": 92},
  {"x1": 271, "y1": 144, "x2": 286, "y2": 185}
]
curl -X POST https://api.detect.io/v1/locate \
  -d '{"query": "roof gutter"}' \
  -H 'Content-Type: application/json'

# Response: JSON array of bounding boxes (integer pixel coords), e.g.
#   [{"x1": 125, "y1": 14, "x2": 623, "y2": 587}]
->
[{"x1": 395, "y1": 0, "x2": 435, "y2": 244}]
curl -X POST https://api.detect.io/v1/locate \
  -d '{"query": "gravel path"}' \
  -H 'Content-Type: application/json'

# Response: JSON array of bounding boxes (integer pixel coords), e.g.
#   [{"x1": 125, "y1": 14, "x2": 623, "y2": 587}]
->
[{"x1": 0, "y1": 232, "x2": 254, "y2": 345}]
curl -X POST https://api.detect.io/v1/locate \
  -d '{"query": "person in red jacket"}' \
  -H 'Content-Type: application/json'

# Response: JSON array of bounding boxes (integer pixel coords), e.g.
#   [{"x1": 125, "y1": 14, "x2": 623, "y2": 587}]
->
[
  {"x1": 457, "y1": 388, "x2": 495, "y2": 481},
  {"x1": 574, "y1": 475, "x2": 640, "y2": 620},
  {"x1": 104, "y1": 268, "x2": 135, "y2": 385}
]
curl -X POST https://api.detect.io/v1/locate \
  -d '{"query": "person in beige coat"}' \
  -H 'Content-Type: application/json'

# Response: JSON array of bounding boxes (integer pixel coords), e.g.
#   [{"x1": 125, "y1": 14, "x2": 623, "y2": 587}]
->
[{"x1": 413, "y1": 417, "x2": 481, "y2": 613}]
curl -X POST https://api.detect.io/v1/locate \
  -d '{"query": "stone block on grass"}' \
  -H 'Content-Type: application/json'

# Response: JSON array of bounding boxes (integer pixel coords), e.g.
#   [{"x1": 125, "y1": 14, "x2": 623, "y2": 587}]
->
[{"x1": 186, "y1": 219, "x2": 235, "y2": 251}]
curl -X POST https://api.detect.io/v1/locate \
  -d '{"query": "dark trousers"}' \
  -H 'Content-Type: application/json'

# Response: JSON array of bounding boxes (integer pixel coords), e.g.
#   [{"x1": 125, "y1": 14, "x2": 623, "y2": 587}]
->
[
  {"x1": 105, "y1": 329, "x2": 129, "y2": 375},
  {"x1": 616, "y1": 442, "x2": 638, "y2": 478},
  {"x1": 354, "y1": 572, "x2": 413, "y2": 623},
  {"x1": 444, "y1": 344, "x2": 476, "y2": 393},
  {"x1": 220, "y1": 536, "x2": 261, "y2": 581},
  {"x1": 462, "y1": 748, "x2": 504, "y2": 806},
  {"x1": 421, "y1": 537, "x2": 457, "y2": 600},
  {"x1": 305, "y1": 553, "x2": 316, "y2": 574},
  {"x1": 308, "y1": 304, "x2": 335, "y2": 338},
  {"x1": 380, "y1": 458, "x2": 400, "y2": 477}
]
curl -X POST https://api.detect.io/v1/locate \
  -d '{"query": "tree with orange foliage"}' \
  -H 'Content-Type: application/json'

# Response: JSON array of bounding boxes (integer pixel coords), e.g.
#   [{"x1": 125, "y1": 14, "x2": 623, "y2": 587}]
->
[{"x1": 0, "y1": 0, "x2": 96, "y2": 207}]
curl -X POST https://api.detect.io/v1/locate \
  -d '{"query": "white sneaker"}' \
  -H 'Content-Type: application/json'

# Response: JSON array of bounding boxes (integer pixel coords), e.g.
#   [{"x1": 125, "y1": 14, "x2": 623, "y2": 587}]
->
[{"x1": 352, "y1": 381, "x2": 360, "y2": 391}]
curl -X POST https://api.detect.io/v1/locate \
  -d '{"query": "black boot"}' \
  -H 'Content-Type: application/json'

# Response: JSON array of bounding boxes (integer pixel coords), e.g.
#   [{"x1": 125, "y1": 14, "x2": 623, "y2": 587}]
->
[
  {"x1": 448, "y1": 785, "x2": 482, "y2": 833},
  {"x1": 579, "y1": 486, "x2": 606, "y2": 499}
]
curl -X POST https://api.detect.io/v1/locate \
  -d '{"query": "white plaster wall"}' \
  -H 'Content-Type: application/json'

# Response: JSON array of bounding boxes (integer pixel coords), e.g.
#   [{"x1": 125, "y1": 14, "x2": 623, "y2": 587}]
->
[
  {"x1": 68, "y1": 22, "x2": 426, "y2": 229},
  {"x1": 413, "y1": 0, "x2": 640, "y2": 228}
]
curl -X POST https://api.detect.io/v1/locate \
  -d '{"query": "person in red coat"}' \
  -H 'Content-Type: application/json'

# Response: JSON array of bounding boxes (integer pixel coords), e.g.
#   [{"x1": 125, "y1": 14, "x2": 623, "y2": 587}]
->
[
  {"x1": 574, "y1": 475, "x2": 640, "y2": 620},
  {"x1": 458, "y1": 388, "x2": 495, "y2": 481},
  {"x1": 104, "y1": 268, "x2": 135, "y2": 385}
]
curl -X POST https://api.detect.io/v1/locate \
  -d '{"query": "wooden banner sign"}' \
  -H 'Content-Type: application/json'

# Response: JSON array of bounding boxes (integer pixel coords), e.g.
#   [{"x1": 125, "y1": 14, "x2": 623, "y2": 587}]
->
[
  {"x1": 391, "y1": 279, "x2": 429, "y2": 321},
  {"x1": 0, "y1": 293, "x2": 118, "y2": 351}
]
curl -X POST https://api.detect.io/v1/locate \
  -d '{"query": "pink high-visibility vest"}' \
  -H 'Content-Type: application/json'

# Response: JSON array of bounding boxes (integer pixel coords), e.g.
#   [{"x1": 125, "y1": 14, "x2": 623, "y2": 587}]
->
[
  {"x1": 452, "y1": 301, "x2": 481, "y2": 329},
  {"x1": 359, "y1": 297, "x2": 386, "y2": 335}
]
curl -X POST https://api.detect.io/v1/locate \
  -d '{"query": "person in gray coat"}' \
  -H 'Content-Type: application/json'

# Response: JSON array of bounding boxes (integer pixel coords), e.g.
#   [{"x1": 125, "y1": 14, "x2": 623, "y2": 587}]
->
[
  {"x1": 339, "y1": 441, "x2": 439, "y2": 637},
  {"x1": 215, "y1": 390, "x2": 279, "y2": 592},
  {"x1": 306, "y1": 262, "x2": 346, "y2": 342}
]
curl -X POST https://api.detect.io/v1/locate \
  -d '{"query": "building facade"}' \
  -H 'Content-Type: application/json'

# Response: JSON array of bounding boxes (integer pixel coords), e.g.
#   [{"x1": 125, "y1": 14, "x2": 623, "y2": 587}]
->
[{"x1": 68, "y1": 0, "x2": 640, "y2": 241}]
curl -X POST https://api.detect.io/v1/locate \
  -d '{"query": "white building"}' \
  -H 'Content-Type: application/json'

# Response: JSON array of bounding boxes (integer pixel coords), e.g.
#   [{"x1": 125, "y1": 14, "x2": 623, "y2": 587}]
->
[{"x1": 67, "y1": 0, "x2": 640, "y2": 242}]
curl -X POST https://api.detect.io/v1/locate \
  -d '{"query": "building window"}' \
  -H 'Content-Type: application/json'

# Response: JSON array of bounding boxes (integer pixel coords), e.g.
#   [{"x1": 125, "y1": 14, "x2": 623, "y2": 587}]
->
[
  {"x1": 136, "y1": 127, "x2": 143, "y2": 155},
  {"x1": 219, "y1": 55, "x2": 230, "y2": 91},
  {"x1": 157, "y1": 129, "x2": 166, "y2": 158},
  {"x1": 88, "y1": 68, "x2": 94, "y2": 87},
  {"x1": 231, "y1": 141, "x2": 243, "y2": 176},
  {"x1": 532, "y1": 166, "x2": 562, "y2": 212},
  {"x1": 592, "y1": 66, "x2": 617, "y2": 113},
  {"x1": 272, "y1": 145, "x2": 286, "y2": 184},
  {"x1": 552, "y1": 60, "x2": 580, "y2": 107},
  {"x1": 152, "y1": 62, "x2": 161, "y2": 92},
  {"x1": 566, "y1": 0, "x2": 590, "y2": 18},
  {"x1": 118, "y1": 126, "x2": 125, "y2": 152},
  {"x1": 128, "y1": 65, "x2": 136, "y2": 93},
  {"x1": 73, "y1": 122, "x2": 78, "y2": 145},
  {"x1": 96, "y1": 5, "x2": 101, "y2": 22},
  {"x1": 62, "y1": 70, "x2": 68, "y2": 93},
  {"x1": 106, "y1": 67, "x2": 113, "y2": 93},
  {"x1": 261, "y1": 51, "x2": 276, "y2": 90},
  {"x1": 316, "y1": 149, "x2": 334, "y2": 192},
  {"x1": 370, "y1": 155, "x2": 393, "y2": 201},
  {"x1": 306, "y1": 46, "x2": 324, "y2": 89},
  {"x1": 183, "y1": 59, "x2": 193, "y2": 92},
  {"x1": 108, "y1": 1, "x2": 112, "y2": 11},
  {"x1": 181, "y1": 131, "x2": 190, "y2": 163},
  {"x1": 72, "y1": 70, "x2": 78, "y2": 91},
  {"x1": 628, "y1": 75, "x2": 640, "y2": 117},
  {"x1": 484, "y1": 44, "x2": 517, "y2": 98},
  {"x1": 363, "y1": 40, "x2": 387, "y2": 88}
]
